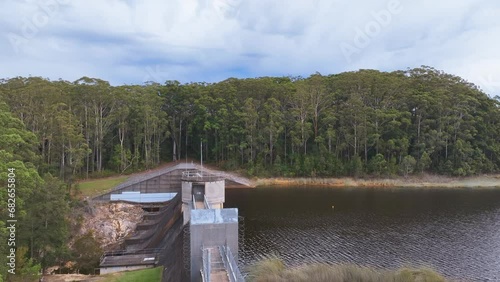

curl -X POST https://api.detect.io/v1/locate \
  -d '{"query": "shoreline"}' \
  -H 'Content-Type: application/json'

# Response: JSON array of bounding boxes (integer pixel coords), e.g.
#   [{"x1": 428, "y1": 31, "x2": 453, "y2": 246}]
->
[{"x1": 252, "y1": 174, "x2": 500, "y2": 189}]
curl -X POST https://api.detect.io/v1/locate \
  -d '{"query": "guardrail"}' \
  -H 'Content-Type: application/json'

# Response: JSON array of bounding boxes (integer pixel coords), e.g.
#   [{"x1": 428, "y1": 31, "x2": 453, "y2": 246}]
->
[
  {"x1": 220, "y1": 246, "x2": 244, "y2": 282},
  {"x1": 102, "y1": 247, "x2": 163, "y2": 257},
  {"x1": 182, "y1": 170, "x2": 224, "y2": 182},
  {"x1": 99, "y1": 247, "x2": 163, "y2": 264},
  {"x1": 203, "y1": 195, "x2": 212, "y2": 209},
  {"x1": 202, "y1": 248, "x2": 211, "y2": 282}
]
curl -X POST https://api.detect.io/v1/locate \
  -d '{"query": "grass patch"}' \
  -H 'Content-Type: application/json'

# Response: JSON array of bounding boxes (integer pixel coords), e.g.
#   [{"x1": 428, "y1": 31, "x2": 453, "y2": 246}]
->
[
  {"x1": 77, "y1": 176, "x2": 129, "y2": 197},
  {"x1": 247, "y1": 257, "x2": 448, "y2": 282},
  {"x1": 101, "y1": 267, "x2": 163, "y2": 282}
]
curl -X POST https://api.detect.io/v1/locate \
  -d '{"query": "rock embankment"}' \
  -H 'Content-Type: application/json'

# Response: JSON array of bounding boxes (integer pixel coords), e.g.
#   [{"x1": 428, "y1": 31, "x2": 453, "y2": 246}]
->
[{"x1": 78, "y1": 202, "x2": 144, "y2": 250}]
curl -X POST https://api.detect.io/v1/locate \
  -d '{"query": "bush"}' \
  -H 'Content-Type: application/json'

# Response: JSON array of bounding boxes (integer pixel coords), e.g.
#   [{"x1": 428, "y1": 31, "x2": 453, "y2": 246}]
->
[
  {"x1": 72, "y1": 232, "x2": 102, "y2": 274},
  {"x1": 368, "y1": 154, "x2": 388, "y2": 176},
  {"x1": 247, "y1": 257, "x2": 447, "y2": 282},
  {"x1": 247, "y1": 255, "x2": 285, "y2": 282}
]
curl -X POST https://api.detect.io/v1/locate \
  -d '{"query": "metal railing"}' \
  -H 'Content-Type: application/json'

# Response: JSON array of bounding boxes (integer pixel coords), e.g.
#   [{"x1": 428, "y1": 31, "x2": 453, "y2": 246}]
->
[
  {"x1": 202, "y1": 248, "x2": 211, "y2": 282},
  {"x1": 182, "y1": 170, "x2": 203, "y2": 178},
  {"x1": 220, "y1": 246, "x2": 245, "y2": 282},
  {"x1": 192, "y1": 194, "x2": 197, "y2": 210},
  {"x1": 203, "y1": 195, "x2": 212, "y2": 209},
  {"x1": 99, "y1": 248, "x2": 162, "y2": 264},
  {"x1": 102, "y1": 247, "x2": 163, "y2": 257},
  {"x1": 182, "y1": 170, "x2": 224, "y2": 182}
]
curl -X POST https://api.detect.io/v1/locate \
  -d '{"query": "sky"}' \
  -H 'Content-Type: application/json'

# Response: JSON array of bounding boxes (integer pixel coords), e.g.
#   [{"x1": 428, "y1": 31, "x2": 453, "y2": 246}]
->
[{"x1": 1, "y1": 0, "x2": 500, "y2": 96}]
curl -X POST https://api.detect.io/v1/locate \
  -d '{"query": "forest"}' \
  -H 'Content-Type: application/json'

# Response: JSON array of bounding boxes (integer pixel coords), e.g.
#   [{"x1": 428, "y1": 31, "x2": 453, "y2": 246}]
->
[
  {"x1": 1, "y1": 66, "x2": 500, "y2": 279},
  {"x1": 2, "y1": 66, "x2": 500, "y2": 180}
]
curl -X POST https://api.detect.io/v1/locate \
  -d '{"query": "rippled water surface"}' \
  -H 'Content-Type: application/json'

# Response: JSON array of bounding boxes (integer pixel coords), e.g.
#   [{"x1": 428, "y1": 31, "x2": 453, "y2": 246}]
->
[{"x1": 225, "y1": 187, "x2": 500, "y2": 281}]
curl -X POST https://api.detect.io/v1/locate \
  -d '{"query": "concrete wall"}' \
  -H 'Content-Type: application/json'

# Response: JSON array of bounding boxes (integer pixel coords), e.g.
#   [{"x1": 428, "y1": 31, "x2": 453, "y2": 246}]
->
[
  {"x1": 94, "y1": 170, "x2": 184, "y2": 201},
  {"x1": 100, "y1": 265, "x2": 154, "y2": 275},
  {"x1": 205, "y1": 180, "x2": 225, "y2": 205},
  {"x1": 182, "y1": 181, "x2": 193, "y2": 203},
  {"x1": 182, "y1": 180, "x2": 225, "y2": 225},
  {"x1": 182, "y1": 203, "x2": 191, "y2": 225},
  {"x1": 189, "y1": 209, "x2": 238, "y2": 282}
]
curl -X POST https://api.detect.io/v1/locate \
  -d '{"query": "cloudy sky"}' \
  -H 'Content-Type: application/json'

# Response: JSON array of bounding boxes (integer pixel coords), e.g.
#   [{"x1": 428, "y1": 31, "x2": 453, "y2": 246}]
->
[{"x1": 1, "y1": 0, "x2": 499, "y2": 96}]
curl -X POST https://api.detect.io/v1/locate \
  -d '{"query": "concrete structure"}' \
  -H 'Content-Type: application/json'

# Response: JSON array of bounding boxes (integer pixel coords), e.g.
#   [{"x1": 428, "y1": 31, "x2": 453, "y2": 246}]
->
[
  {"x1": 182, "y1": 170, "x2": 225, "y2": 225},
  {"x1": 97, "y1": 194, "x2": 183, "y2": 277},
  {"x1": 99, "y1": 253, "x2": 158, "y2": 275},
  {"x1": 92, "y1": 163, "x2": 249, "y2": 281},
  {"x1": 110, "y1": 192, "x2": 177, "y2": 203},
  {"x1": 190, "y1": 209, "x2": 239, "y2": 281},
  {"x1": 93, "y1": 163, "x2": 253, "y2": 202},
  {"x1": 182, "y1": 170, "x2": 244, "y2": 282}
]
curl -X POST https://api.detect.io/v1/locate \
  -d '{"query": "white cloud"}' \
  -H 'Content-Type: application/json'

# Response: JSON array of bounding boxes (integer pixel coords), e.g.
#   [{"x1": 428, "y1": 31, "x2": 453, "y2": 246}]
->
[{"x1": 0, "y1": 0, "x2": 499, "y2": 96}]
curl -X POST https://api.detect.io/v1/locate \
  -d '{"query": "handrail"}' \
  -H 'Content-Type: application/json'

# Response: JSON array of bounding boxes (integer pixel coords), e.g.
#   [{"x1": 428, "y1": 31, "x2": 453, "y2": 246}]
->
[
  {"x1": 100, "y1": 248, "x2": 162, "y2": 264},
  {"x1": 182, "y1": 171, "x2": 204, "y2": 178},
  {"x1": 203, "y1": 195, "x2": 211, "y2": 209},
  {"x1": 182, "y1": 170, "x2": 224, "y2": 182},
  {"x1": 201, "y1": 270, "x2": 206, "y2": 282},
  {"x1": 220, "y1": 246, "x2": 244, "y2": 282},
  {"x1": 202, "y1": 248, "x2": 211, "y2": 282},
  {"x1": 192, "y1": 194, "x2": 197, "y2": 210}
]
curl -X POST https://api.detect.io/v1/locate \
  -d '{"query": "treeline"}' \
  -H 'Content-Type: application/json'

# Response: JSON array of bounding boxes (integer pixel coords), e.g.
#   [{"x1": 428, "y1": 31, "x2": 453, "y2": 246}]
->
[
  {"x1": 1, "y1": 66, "x2": 499, "y2": 279},
  {"x1": 1, "y1": 66, "x2": 500, "y2": 180},
  {"x1": 0, "y1": 102, "x2": 70, "y2": 280}
]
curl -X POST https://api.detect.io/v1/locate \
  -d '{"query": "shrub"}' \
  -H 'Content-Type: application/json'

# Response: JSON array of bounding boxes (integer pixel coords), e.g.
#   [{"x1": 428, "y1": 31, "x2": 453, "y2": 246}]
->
[{"x1": 247, "y1": 257, "x2": 447, "y2": 282}]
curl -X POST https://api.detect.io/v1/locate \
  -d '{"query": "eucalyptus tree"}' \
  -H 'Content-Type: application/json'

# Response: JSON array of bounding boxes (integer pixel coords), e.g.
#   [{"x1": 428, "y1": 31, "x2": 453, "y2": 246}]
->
[
  {"x1": 289, "y1": 79, "x2": 312, "y2": 155},
  {"x1": 109, "y1": 86, "x2": 133, "y2": 173},
  {"x1": 160, "y1": 80, "x2": 196, "y2": 161},
  {"x1": 72, "y1": 77, "x2": 116, "y2": 174},
  {"x1": 128, "y1": 85, "x2": 169, "y2": 168},
  {"x1": 241, "y1": 97, "x2": 259, "y2": 164}
]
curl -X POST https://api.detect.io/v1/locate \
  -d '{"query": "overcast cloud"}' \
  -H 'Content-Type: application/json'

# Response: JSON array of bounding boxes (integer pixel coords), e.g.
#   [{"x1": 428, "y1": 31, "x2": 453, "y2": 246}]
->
[{"x1": 1, "y1": 0, "x2": 499, "y2": 96}]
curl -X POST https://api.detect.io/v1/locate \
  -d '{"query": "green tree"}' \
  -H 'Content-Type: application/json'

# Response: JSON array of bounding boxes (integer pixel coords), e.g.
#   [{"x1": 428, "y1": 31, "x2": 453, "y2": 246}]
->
[
  {"x1": 72, "y1": 232, "x2": 102, "y2": 274},
  {"x1": 400, "y1": 155, "x2": 417, "y2": 177},
  {"x1": 368, "y1": 153, "x2": 388, "y2": 176}
]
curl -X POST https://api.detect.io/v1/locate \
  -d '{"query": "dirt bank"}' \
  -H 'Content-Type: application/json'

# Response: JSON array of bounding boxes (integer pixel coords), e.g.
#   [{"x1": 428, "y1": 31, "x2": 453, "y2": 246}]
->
[{"x1": 254, "y1": 174, "x2": 500, "y2": 188}]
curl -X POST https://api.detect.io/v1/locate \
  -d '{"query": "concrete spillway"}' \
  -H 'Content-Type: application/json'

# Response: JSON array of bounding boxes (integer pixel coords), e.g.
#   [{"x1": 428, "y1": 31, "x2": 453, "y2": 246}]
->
[
  {"x1": 93, "y1": 163, "x2": 253, "y2": 202},
  {"x1": 93, "y1": 163, "x2": 248, "y2": 281},
  {"x1": 99, "y1": 194, "x2": 184, "y2": 281}
]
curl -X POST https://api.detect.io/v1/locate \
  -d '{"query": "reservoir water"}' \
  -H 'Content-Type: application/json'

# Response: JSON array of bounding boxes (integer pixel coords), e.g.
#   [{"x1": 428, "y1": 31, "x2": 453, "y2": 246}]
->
[{"x1": 225, "y1": 187, "x2": 500, "y2": 281}]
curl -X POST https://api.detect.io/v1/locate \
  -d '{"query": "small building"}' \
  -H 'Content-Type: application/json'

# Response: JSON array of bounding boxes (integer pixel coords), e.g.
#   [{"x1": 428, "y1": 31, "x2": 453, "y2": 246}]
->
[
  {"x1": 99, "y1": 252, "x2": 158, "y2": 275},
  {"x1": 181, "y1": 170, "x2": 225, "y2": 225}
]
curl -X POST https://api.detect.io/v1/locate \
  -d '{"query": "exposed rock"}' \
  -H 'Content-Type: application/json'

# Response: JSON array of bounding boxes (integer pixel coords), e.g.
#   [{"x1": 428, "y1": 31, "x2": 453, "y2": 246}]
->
[{"x1": 77, "y1": 202, "x2": 144, "y2": 250}]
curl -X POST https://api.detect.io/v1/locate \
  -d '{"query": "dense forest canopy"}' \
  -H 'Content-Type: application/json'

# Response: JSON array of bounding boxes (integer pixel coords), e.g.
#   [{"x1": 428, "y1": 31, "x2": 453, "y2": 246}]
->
[
  {"x1": 1, "y1": 66, "x2": 500, "y2": 279},
  {"x1": 1, "y1": 66, "x2": 500, "y2": 181}
]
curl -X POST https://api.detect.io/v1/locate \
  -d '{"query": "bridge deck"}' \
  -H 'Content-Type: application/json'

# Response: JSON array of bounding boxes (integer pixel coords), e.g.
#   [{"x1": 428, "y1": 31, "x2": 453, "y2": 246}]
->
[
  {"x1": 210, "y1": 270, "x2": 230, "y2": 282},
  {"x1": 208, "y1": 247, "x2": 230, "y2": 282},
  {"x1": 195, "y1": 200, "x2": 205, "y2": 210}
]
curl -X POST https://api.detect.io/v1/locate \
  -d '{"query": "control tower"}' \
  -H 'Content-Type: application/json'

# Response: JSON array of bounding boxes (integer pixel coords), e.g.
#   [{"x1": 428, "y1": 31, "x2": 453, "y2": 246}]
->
[{"x1": 181, "y1": 170, "x2": 225, "y2": 224}]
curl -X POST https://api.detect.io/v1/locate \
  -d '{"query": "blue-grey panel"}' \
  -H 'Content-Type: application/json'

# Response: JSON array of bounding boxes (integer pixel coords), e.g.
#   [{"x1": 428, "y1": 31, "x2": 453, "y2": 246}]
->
[
  {"x1": 110, "y1": 192, "x2": 177, "y2": 203},
  {"x1": 190, "y1": 208, "x2": 238, "y2": 225}
]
